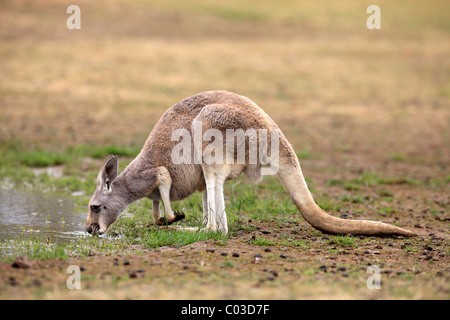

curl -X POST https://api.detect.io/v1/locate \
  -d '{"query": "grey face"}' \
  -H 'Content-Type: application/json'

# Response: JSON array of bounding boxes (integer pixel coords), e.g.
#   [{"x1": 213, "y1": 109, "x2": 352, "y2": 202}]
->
[{"x1": 85, "y1": 155, "x2": 123, "y2": 235}]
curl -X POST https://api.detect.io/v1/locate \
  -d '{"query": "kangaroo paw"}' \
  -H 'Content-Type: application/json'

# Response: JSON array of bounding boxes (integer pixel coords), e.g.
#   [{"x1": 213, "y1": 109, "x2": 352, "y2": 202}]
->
[
  {"x1": 172, "y1": 210, "x2": 186, "y2": 223},
  {"x1": 155, "y1": 211, "x2": 185, "y2": 226},
  {"x1": 154, "y1": 217, "x2": 167, "y2": 226}
]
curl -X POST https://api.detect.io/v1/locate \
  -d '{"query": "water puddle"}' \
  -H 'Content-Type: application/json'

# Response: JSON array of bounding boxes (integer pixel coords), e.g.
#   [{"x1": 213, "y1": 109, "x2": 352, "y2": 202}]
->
[{"x1": 0, "y1": 189, "x2": 88, "y2": 243}]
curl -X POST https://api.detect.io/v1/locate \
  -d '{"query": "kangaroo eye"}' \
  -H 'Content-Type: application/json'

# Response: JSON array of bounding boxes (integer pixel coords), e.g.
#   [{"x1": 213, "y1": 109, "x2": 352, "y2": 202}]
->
[
  {"x1": 90, "y1": 205, "x2": 101, "y2": 213},
  {"x1": 103, "y1": 205, "x2": 107, "y2": 210}
]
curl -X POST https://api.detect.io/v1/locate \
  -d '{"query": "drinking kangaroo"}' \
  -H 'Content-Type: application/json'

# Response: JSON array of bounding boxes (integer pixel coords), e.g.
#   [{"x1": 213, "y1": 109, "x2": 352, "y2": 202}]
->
[{"x1": 86, "y1": 90, "x2": 416, "y2": 237}]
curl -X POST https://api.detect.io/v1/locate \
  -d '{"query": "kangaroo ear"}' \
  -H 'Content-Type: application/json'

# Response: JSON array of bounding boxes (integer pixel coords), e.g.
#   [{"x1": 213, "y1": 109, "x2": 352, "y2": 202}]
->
[{"x1": 98, "y1": 154, "x2": 119, "y2": 190}]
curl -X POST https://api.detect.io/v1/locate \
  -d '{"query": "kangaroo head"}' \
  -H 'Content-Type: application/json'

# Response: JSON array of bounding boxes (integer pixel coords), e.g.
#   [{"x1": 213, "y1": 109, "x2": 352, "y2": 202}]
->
[{"x1": 86, "y1": 154, "x2": 126, "y2": 235}]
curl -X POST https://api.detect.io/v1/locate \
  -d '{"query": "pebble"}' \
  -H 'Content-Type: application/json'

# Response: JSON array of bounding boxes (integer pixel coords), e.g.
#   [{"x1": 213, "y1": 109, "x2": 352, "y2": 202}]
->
[
  {"x1": 232, "y1": 252, "x2": 240, "y2": 258},
  {"x1": 221, "y1": 252, "x2": 228, "y2": 257},
  {"x1": 11, "y1": 256, "x2": 32, "y2": 269},
  {"x1": 206, "y1": 249, "x2": 215, "y2": 253},
  {"x1": 32, "y1": 278, "x2": 41, "y2": 287},
  {"x1": 264, "y1": 248, "x2": 271, "y2": 253},
  {"x1": 279, "y1": 254, "x2": 287, "y2": 259},
  {"x1": 7, "y1": 276, "x2": 18, "y2": 286}
]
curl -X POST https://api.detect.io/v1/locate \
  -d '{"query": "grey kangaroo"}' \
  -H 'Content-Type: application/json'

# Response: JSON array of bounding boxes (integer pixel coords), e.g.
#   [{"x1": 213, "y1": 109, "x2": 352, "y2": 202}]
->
[{"x1": 86, "y1": 90, "x2": 416, "y2": 237}]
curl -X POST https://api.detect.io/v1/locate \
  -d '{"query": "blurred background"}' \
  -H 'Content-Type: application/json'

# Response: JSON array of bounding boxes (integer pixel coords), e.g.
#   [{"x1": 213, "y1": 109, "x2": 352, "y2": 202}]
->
[{"x1": 0, "y1": 0, "x2": 448, "y2": 170}]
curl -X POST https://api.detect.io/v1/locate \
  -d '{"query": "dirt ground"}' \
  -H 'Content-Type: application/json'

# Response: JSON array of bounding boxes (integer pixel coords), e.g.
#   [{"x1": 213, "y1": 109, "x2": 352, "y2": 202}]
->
[
  {"x1": 0, "y1": 222, "x2": 448, "y2": 299},
  {"x1": 0, "y1": 0, "x2": 449, "y2": 299}
]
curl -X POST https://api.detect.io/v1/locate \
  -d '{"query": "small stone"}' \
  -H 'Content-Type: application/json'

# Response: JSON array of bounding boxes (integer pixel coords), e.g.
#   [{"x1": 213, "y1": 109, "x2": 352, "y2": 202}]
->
[
  {"x1": 264, "y1": 248, "x2": 271, "y2": 253},
  {"x1": 232, "y1": 252, "x2": 240, "y2": 258},
  {"x1": 12, "y1": 256, "x2": 32, "y2": 269},
  {"x1": 7, "y1": 276, "x2": 18, "y2": 286},
  {"x1": 206, "y1": 249, "x2": 215, "y2": 253},
  {"x1": 221, "y1": 252, "x2": 228, "y2": 257},
  {"x1": 32, "y1": 278, "x2": 41, "y2": 287},
  {"x1": 279, "y1": 254, "x2": 287, "y2": 259}
]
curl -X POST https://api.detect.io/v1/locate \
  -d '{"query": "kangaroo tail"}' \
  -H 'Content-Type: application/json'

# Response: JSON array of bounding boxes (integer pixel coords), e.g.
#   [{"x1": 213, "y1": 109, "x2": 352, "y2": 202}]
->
[{"x1": 276, "y1": 147, "x2": 416, "y2": 237}]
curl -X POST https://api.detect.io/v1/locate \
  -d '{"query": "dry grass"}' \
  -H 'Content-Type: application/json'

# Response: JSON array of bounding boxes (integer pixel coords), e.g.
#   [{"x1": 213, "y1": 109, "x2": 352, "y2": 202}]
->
[{"x1": 0, "y1": 0, "x2": 448, "y2": 163}]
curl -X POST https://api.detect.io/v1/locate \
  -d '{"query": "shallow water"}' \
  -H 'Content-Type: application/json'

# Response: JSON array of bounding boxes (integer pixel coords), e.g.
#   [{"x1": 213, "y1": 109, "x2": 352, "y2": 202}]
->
[{"x1": 0, "y1": 189, "x2": 88, "y2": 242}]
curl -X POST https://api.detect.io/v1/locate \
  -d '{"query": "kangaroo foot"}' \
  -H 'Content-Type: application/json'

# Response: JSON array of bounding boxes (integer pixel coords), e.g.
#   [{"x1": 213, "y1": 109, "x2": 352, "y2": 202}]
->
[
  {"x1": 154, "y1": 217, "x2": 166, "y2": 226},
  {"x1": 154, "y1": 211, "x2": 185, "y2": 226},
  {"x1": 171, "y1": 210, "x2": 186, "y2": 223}
]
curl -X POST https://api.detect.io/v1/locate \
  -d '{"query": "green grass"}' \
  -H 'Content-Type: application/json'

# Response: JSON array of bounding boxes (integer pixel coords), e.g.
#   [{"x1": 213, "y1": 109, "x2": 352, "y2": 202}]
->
[
  {"x1": 377, "y1": 189, "x2": 394, "y2": 197},
  {"x1": 87, "y1": 145, "x2": 141, "y2": 159},
  {"x1": 388, "y1": 153, "x2": 407, "y2": 162},
  {"x1": 296, "y1": 151, "x2": 312, "y2": 160},
  {"x1": 340, "y1": 195, "x2": 366, "y2": 204},
  {"x1": 0, "y1": 142, "x2": 140, "y2": 170},
  {"x1": 142, "y1": 228, "x2": 227, "y2": 248},
  {"x1": 17, "y1": 150, "x2": 70, "y2": 167},
  {"x1": 327, "y1": 235, "x2": 356, "y2": 247},
  {"x1": 250, "y1": 237, "x2": 276, "y2": 246},
  {"x1": 1, "y1": 238, "x2": 69, "y2": 261}
]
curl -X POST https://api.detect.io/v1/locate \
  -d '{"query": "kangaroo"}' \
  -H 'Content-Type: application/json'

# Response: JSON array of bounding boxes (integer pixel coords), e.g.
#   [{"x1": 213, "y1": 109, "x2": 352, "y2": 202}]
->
[{"x1": 85, "y1": 90, "x2": 416, "y2": 237}]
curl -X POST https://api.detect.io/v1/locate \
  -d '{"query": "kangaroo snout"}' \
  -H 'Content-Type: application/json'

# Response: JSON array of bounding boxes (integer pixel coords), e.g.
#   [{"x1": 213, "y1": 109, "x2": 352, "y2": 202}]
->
[{"x1": 86, "y1": 222, "x2": 100, "y2": 235}]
